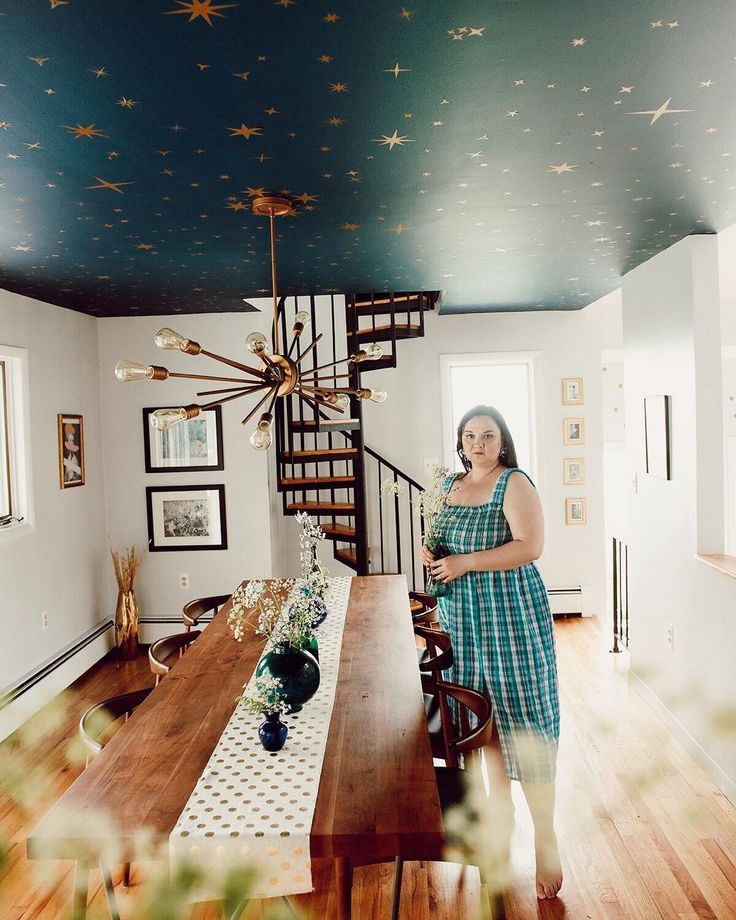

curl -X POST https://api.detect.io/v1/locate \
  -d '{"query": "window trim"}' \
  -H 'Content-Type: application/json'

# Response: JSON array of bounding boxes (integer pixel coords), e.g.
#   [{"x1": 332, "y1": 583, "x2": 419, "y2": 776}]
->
[
  {"x1": 0, "y1": 360, "x2": 12, "y2": 521},
  {"x1": 439, "y1": 350, "x2": 541, "y2": 482},
  {"x1": 0, "y1": 345, "x2": 34, "y2": 538}
]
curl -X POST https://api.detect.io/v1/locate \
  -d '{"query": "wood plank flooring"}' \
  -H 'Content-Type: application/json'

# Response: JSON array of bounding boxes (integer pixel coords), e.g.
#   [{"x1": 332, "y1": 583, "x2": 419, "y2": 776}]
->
[{"x1": 1, "y1": 616, "x2": 735, "y2": 919}]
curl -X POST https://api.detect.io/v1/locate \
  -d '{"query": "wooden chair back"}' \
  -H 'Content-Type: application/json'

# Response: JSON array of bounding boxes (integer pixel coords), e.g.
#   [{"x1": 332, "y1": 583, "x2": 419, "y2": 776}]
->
[
  {"x1": 148, "y1": 630, "x2": 201, "y2": 685},
  {"x1": 79, "y1": 688, "x2": 152, "y2": 764},
  {"x1": 435, "y1": 680, "x2": 493, "y2": 770},
  {"x1": 182, "y1": 593, "x2": 230, "y2": 631},
  {"x1": 408, "y1": 591, "x2": 440, "y2": 626},
  {"x1": 414, "y1": 624, "x2": 454, "y2": 678}
]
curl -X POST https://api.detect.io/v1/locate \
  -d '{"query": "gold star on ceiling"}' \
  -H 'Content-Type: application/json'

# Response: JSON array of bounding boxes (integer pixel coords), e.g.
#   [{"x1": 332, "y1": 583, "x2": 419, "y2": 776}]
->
[
  {"x1": 626, "y1": 98, "x2": 693, "y2": 126},
  {"x1": 136, "y1": 243, "x2": 155, "y2": 250},
  {"x1": 570, "y1": 37, "x2": 587, "y2": 46},
  {"x1": 165, "y1": 0, "x2": 237, "y2": 26},
  {"x1": 324, "y1": 12, "x2": 339, "y2": 22},
  {"x1": 400, "y1": 7, "x2": 412, "y2": 20},
  {"x1": 341, "y1": 222, "x2": 359, "y2": 230},
  {"x1": 373, "y1": 130, "x2": 413, "y2": 149},
  {"x1": 87, "y1": 177, "x2": 134, "y2": 194},
  {"x1": 196, "y1": 63, "x2": 210, "y2": 70},
  {"x1": 64, "y1": 123, "x2": 108, "y2": 139},
  {"x1": 0, "y1": 123, "x2": 11, "y2": 130},
  {"x1": 330, "y1": 82, "x2": 348, "y2": 92},
  {"x1": 319, "y1": 55, "x2": 333, "y2": 63},
  {"x1": 274, "y1": 0, "x2": 295, "y2": 6},
  {"x1": 29, "y1": 57, "x2": 50, "y2": 66},
  {"x1": 296, "y1": 192, "x2": 317, "y2": 204},
  {"x1": 91, "y1": 67, "x2": 110, "y2": 78},
  {"x1": 232, "y1": 71, "x2": 250, "y2": 80},
  {"x1": 228, "y1": 123, "x2": 263, "y2": 139},
  {"x1": 13, "y1": 243, "x2": 33, "y2": 251},
  {"x1": 385, "y1": 63, "x2": 410, "y2": 77},
  {"x1": 548, "y1": 162, "x2": 577, "y2": 174},
  {"x1": 264, "y1": 107, "x2": 279, "y2": 115},
  {"x1": 117, "y1": 98, "x2": 137, "y2": 108},
  {"x1": 327, "y1": 116, "x2": 344, "y2": 126},
  {"x1": 244, "y1": 186, "x2": 266, "y2": 197},
  {"x1": 50, "y1": 0, "x2": 69, "y2": 7}
]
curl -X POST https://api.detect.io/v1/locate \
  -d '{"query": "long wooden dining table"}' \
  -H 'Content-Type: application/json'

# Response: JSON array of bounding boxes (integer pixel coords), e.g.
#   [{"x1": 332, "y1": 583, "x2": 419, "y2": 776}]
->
[{"x1": 26, "y1": 575, "x2": 444, "y2": 919}]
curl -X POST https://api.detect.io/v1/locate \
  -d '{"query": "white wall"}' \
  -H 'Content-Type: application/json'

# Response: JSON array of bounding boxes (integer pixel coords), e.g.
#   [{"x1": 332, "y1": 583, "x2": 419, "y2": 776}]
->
[
  {"x1": 622, "y1": 235, "x2": 736, "y2": 798},
  {"x1": 0, "y1": 288, "x2": 110, "y2": 732},
  {"x1": 360, "y1": 298, "x2": 623, "y2": 615},
  {"x1": 97, "y1": 311, "x2": 276, "y2": 619}
]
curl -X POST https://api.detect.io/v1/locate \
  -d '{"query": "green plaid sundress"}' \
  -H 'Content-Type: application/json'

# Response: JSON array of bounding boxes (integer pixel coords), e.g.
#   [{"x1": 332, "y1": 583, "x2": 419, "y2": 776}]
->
[{"x1": 437, "y1": 468, "x2": 560, "y2": 783}]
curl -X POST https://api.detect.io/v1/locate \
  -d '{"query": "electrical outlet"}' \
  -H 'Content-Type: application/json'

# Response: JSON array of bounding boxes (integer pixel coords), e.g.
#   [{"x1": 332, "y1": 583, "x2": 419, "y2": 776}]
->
[
  {"x1": 179, "y1": 572, "x2": 190, "y2": 590},
  {"x1": 666, "y1": 622, "x2": 674, "y2": 649},
  {"x1": 41, "y1": 610, "x2": 48, "y2": 631}
]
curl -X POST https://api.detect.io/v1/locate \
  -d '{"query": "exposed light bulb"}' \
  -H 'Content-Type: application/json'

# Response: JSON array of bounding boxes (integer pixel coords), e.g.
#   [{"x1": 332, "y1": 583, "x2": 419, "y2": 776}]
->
[
  {"x1": 368, "y1": 387, "x2": 387, "y2": 403},
  {"x1": 151, "y1": 408, "x2": 187, "y2": 430},
  {"x1": 115, "y1": 359, "x2": 153, "y2": 382},
  {"x1": 334, "y1": 394, "x2": 350, "y2": 411},
  {"x1": 249, "y1": 427, "x2": 272, "y2": 450},
  {"x1": 365, "y1": 343, "x2": 383, "y2": 361},
  {"x1": 155, "y1": 327, "x2": 190, "y2": 351},
  {"x1": 246, "y1": 332, "x2": 269, "y2": 355}
]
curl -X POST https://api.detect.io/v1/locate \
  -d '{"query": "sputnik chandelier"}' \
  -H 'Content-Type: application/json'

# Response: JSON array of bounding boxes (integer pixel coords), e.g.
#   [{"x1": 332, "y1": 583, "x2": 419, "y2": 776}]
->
[{"x1": 114, "y1": 196, "x2": 386, "y2": 450}]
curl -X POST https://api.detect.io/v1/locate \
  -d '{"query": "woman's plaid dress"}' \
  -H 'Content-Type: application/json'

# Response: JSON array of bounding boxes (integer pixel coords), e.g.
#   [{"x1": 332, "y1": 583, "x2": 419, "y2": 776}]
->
[{"x1": 438, "y1": 468, "x2": 560, "y2": 783}]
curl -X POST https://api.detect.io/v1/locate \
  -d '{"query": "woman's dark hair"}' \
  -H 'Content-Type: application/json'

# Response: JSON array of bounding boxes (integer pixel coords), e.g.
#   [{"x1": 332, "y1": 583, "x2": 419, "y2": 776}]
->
[{"x1": 456, "y1": 405, "x2": 518, "y2": 472}]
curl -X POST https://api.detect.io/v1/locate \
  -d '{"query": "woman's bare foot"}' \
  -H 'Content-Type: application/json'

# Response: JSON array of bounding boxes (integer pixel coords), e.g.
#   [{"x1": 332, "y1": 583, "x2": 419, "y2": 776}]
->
[{"x1": 535, "y1": 833, "x2": 563, "y2": 899}]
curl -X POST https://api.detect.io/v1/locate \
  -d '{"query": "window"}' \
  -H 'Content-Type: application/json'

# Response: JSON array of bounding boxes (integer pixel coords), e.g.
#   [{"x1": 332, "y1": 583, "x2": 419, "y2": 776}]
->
[
  {"x1": 0, "y1": 346, "x2": 32, "y2": 532},
  {"x1": 440, "y1": 352, "x2": 538, "y2": 476}
]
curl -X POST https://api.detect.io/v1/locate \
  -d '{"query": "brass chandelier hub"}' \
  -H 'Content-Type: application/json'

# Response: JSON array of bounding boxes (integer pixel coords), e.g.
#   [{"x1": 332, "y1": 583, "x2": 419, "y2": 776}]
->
[{"x1": 263, "y1": 353, "x2": 300, "y2": 397}]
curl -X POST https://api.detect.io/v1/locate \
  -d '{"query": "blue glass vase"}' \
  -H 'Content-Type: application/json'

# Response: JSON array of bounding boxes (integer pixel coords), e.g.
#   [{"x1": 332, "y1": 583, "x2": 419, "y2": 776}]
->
[
  {"x1": 255, "y1": 645, "x2": 321, "y2": 713},
  {"x1": 258, "y1": 712, "x2": 288, "y2": 752}
]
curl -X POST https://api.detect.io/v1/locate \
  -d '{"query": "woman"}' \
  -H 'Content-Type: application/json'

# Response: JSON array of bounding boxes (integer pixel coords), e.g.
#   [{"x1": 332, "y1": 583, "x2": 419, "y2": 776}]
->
[{"x1": 422, "y1": 405, "x2": 562, "y2": 899}]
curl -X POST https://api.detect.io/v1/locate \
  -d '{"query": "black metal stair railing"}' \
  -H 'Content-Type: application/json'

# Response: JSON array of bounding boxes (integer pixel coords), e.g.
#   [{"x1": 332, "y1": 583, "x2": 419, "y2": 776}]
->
[{"x1": 364, "y1": 445, "x2": 426, "y2": 591}]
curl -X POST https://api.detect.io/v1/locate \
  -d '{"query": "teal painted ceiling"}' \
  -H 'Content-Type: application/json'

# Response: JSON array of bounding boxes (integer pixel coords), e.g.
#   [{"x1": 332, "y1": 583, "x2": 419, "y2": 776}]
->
[{"x1": 0, "y1": 0, "x2": 735, "y2": 316}]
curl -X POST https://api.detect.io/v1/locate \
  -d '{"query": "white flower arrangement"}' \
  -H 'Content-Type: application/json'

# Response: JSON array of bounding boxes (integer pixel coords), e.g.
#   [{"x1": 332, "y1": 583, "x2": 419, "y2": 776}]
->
[
  {"x1": 237, "y1": 674, "x2": 289, "y2": 717},
  {"x1": 295, "y1": 511, "x2": 332, "y2": 603},
  {"x1": 227, "y1": 577, "x2": 317, "y2": 648},
  {"x1": 381, "y1": 463, "x2": 451, "y2": 548}
]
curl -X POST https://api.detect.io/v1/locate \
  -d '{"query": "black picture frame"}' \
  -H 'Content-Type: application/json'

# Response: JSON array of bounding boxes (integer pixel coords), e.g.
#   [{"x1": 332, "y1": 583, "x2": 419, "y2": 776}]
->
[
  {"x1": 142, "y1": 405, "x2": 224, "y2": 473},
  {"x1": 644, "y1": 395, "x2": 671, "y2": 480},
  {"x1": 146, "y1": 484, "x2": 228, "y2": 552}
]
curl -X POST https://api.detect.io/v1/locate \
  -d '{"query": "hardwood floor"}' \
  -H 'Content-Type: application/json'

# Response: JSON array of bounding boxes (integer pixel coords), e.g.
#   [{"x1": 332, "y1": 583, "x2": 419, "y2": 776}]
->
[{"x1": 1, "y1": 616, "x2": 735, "y2": 919}]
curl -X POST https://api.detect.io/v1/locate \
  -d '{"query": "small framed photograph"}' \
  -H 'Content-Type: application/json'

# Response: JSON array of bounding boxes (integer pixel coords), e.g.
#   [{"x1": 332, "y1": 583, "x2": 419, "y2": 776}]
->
[
  {"x1": 644, "y1": 395, "x2": 671, "y2": 480},
  {"x1": 562, "y1": 377, "x2": 584, "y2": 406},
  {"x1": 142, "y1": 406, "x2": 223, "y2": 473},
  {"x1": 58, "y1": 413, "x2": 85, "y2": 488},
  {"x1": 146, "y1": 485, "x2": 227, "y2": 552},
  {"x1": 563, "y1": 417, "x2": 585, "y2": 445},
  {"x1": 565, "y1": 497, "x2": 587, "y2": 525},
  {"x1": 563, "y1": 458, "x2": 586, "y2": 485}
]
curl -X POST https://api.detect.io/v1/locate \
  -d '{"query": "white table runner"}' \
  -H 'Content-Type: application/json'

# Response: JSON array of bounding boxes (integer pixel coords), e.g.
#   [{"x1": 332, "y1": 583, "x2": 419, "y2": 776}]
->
[{"x1": 169, "y1": 576, "x2": 352, "y2": 900}]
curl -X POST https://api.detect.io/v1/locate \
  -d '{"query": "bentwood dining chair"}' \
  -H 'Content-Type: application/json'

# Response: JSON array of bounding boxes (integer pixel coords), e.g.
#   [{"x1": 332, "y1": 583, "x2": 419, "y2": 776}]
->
[
  {"x1": 148, "y1": 630, "x2": 201, "y2": 685},
  {"x1": 414, "y1": 625, "x2": 454, "y2": 760},
  {"x1": 79, "y1": 687, "x2": 153, "y2": 892},
  {"x1": 182, "y1": 593, "x2": 230, "y2": 631},
  {"x1": 408, "y1": 590, "x2": 440, "y2": 626}
]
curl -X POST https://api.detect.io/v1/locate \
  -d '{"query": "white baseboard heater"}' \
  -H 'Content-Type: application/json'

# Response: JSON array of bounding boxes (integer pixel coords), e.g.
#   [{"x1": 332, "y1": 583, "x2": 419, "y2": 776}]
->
[{"x1": 547, "y1": 586, "x2": 583, "y2": 616}]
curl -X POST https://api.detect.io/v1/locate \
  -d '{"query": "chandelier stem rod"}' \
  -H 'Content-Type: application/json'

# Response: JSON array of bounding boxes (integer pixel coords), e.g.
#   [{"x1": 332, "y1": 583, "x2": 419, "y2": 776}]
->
[
  {"x1": 196, "y1": 384, "x2": 268, "y2": 398},
  {"x1": 299, "y1": 373, "x2": 351, "y2": 383},
  {"x1": 269, "y1": 210, "x2": 279, "y2": 356},
  {"x1": 296, "y1": 390, "x2": 344, "y2": 415},
  {"x1": 168, "y1": 371, "x2": 262, "y2": 384},
  {"x1": 293, "y1": 333, "x2": 324, "y2": 366},
  {"x1": 300, "y1": 384, "x2": 360, "y2": 396},
  {"x1": 241, "y1": 384, "x2": 279, "y2": 427},
  {"x1": 303, "y1": 355, "x2": 354, "y2": 374},
  {"x1": 200, "y1": 387, "x2": 270, "y2": 411},
  {"x1": 199, "y1": 348, "x2": 269, "y2": 380}
]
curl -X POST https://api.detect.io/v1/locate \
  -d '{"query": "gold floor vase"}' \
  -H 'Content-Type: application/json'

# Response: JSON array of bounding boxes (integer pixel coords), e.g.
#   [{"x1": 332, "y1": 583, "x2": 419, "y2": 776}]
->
[{"x1": 115, "y1": 589, "x2": 139, "y2": 660}]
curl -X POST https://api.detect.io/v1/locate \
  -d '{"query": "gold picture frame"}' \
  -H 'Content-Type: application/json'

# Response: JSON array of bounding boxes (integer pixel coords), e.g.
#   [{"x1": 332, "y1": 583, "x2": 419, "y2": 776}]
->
[
  {"x1": 563, "y1": 458, "x2": 585, "y2": 485},
  {"x1": 58, "y1": 413, "x2": 85, "y2": 488},
  {"x1": 562, "y1": 377, "x2": 584, "y2": 405},
  {"x1": 565, "y1": 497, "x2": 587, "y2": 525},
  {"x1": 563, "y1": 417, "x2": 585, "y2": 445}
]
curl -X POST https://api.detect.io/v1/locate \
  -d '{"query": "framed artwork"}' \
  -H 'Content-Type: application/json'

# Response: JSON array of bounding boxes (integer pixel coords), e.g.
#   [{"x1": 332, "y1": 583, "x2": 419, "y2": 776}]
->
[
  {"x1": 563, "y1": 417, "x2": 585, "y2": 445},
  {"x1": 562, "y1": 377, "x2": 584, "y2": 406},
  {"x1": 142, "y1": 406, "x2": 223, "y2": 473},
  {"x1": 644, "y1": 395, "x2": 671, "y2": 480},
  {"x1": 58, "y1": 413, "x2": 85, "y2": 488},
  {"x1": 146, "y1": 485, "x2": 227, "y2": 552},
  {"x1": 565, "y1": 497, "x2": 587, "y2": 525},
  {"x1": 563, "y1": 458, "x2": 586, "y2": 485}
]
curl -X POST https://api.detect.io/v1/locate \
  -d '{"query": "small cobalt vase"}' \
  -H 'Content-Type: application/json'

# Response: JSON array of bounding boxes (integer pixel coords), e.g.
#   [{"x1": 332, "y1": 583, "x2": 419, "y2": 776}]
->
[
  {"x1": 255, "y1": 644, "x2": 320, "y2": 713},
  {"x1": 258, "y1": 712, "x2": 288, "y2": 752}
]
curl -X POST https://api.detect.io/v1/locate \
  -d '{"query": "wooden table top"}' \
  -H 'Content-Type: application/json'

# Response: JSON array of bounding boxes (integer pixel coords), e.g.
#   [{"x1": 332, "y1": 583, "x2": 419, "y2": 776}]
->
[{"x1": 27, "y1": 575, "x2": 444, "y2": 865}]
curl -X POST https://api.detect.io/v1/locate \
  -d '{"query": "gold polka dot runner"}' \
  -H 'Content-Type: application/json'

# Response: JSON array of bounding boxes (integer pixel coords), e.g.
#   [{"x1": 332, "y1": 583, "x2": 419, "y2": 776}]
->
[{"x1": 169, "y1": 577, "x2": 352, "y2": 900}]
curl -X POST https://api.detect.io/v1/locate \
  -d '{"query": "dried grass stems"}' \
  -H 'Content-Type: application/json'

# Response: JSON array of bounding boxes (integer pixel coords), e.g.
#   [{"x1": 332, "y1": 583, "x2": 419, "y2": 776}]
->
[{"x1": 110, "y1": 544, "x2": 143, "y2": 593}]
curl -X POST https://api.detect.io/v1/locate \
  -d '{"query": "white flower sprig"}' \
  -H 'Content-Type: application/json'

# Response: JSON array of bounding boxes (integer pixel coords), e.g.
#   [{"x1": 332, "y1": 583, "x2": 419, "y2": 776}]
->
[
  {"x1": 295, "y1": 511, "x2": 332, "y2": 601},
  {"x1": 381, "y1": 463, "x2": 450, "y2": 546},
  {"x1": 227, "y1": 577, "x2": 317, "y2": 648},
  {"x1": 237, "y1": 674, "x2": 289, "y2": 717}
]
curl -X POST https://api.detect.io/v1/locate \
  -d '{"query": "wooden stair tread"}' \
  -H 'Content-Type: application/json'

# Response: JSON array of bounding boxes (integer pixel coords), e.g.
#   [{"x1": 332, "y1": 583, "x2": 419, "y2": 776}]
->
[
  {"x1": 281, "y1": 447, "x2": 358, "y2": 462},
  {"x1": 321, "y1": 523, "x2": 357, "y2": 540},
  {"x1": 353, "y1": 294, "x2": 422, "y2": 307},
  {"x1": 280, "y1": 476, "x2": 356, "y2": 488},
  {"x1": 290, "y1": 417, "x2": 361, "y2": 432},
  {"x1": 287, "y1": 501, "x2": 356, "y2": 513},
  {"x1": 335, "y1": 546, "x2": 358, "y2": 567},
  {"x1": 347, "y1": 323, "x2": 421, "y2": 336}
]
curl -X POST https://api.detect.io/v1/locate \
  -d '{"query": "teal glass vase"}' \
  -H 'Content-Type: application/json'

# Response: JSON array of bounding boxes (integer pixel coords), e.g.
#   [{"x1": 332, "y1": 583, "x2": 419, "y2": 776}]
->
[
  {"x1": 426, "y1": 536, "x2": 452, "y2": 598},
  {"x1": 255, "y1": 644, "x2": 320, "y2": 713}
]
